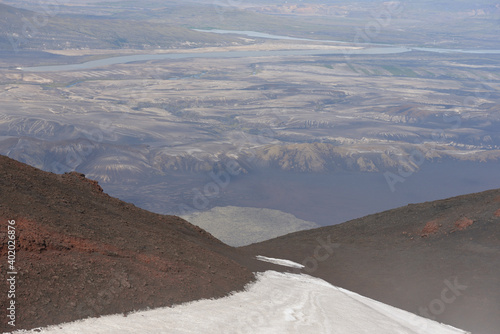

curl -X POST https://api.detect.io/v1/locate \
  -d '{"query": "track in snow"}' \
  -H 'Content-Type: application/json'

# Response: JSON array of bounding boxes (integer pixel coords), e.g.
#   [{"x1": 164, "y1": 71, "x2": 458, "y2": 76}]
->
[{"x1": 12, "y1": 271, "x2": 470, "y2": 334}]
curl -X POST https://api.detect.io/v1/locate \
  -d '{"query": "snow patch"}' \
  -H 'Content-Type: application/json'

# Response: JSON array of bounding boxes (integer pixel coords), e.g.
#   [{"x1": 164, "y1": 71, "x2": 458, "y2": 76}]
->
[
  {"x1": 256, "y1": 255, "x2": 305, "y2": 269},
  {"x1": 12, "y1": 271, "x2": 470, "y2": 334}
]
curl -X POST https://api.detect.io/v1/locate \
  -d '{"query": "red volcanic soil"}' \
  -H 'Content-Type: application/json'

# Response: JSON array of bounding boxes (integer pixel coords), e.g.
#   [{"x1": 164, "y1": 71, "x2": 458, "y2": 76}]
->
[
  {"x1": 421, "y1": 219, "x2": 441, "y2": 237},
  {"x1": 0, "y1": 155, "x2": 264, "y2": 332},
  {"x1": 453, "y1": 217, "x2": 474, "y2": 231},
  {"x1": 243, "y1": 188, "x2": 500, "y2": 334}
]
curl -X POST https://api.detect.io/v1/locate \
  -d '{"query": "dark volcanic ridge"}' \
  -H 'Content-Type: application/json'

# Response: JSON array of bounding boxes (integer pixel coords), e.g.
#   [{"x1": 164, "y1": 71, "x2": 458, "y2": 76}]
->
[
  {"x1": 0, "y1": 154, "x2": 257, "y2": 332},
  {"x1": 242, "y1": 188, "x2": 500, "y2": 334},
  {"x1": 2, "y1": 153, "x2": 499, "y2": 334}
]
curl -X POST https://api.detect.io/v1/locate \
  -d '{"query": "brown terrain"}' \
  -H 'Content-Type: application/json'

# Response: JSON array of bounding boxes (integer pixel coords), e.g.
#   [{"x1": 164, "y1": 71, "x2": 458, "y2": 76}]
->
[
  {"x1": 243, "y1": 188, "x2": 500, "y2": 334},
  {"x1": 2, "y1": 153, "x2": 500, "y2": 334},
  {"x1": 0, "y1": 154, "x2": 281, "y2": 332}
]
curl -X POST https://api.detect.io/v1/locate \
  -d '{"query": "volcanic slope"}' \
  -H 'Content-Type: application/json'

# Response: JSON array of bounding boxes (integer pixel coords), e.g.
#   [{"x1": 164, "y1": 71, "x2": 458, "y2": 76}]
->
[
  {"x1": 242, "y1": 188, "x2": 500, "y2": 334},
  {"x1": 0, "y1": 154, "x2": 255, "y2": 332}
]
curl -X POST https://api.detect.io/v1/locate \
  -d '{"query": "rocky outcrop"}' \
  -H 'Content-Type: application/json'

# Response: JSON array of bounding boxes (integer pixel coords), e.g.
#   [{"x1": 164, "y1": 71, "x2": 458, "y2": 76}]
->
[{"x1": 421, "y1": 219, "x2": 441, "y2": 237}]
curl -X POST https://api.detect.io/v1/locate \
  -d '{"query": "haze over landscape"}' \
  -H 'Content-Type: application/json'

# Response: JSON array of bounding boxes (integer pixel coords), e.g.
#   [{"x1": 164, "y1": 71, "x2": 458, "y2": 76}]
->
[{"x1": 0, "y1": 0, "x2": 499, "y2": 333}]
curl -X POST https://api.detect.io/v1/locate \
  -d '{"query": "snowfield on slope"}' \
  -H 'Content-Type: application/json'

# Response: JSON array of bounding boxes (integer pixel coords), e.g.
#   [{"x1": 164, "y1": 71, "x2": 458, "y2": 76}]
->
[{"x1": 14, "y1": 271, "x2": 469, "y2": 334}]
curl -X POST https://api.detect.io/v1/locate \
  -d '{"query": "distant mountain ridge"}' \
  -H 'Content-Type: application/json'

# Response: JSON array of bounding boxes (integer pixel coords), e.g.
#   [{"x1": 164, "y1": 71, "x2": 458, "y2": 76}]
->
[{"x1": 5, "y1": 137, "x2": 499, "y2": 186}]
